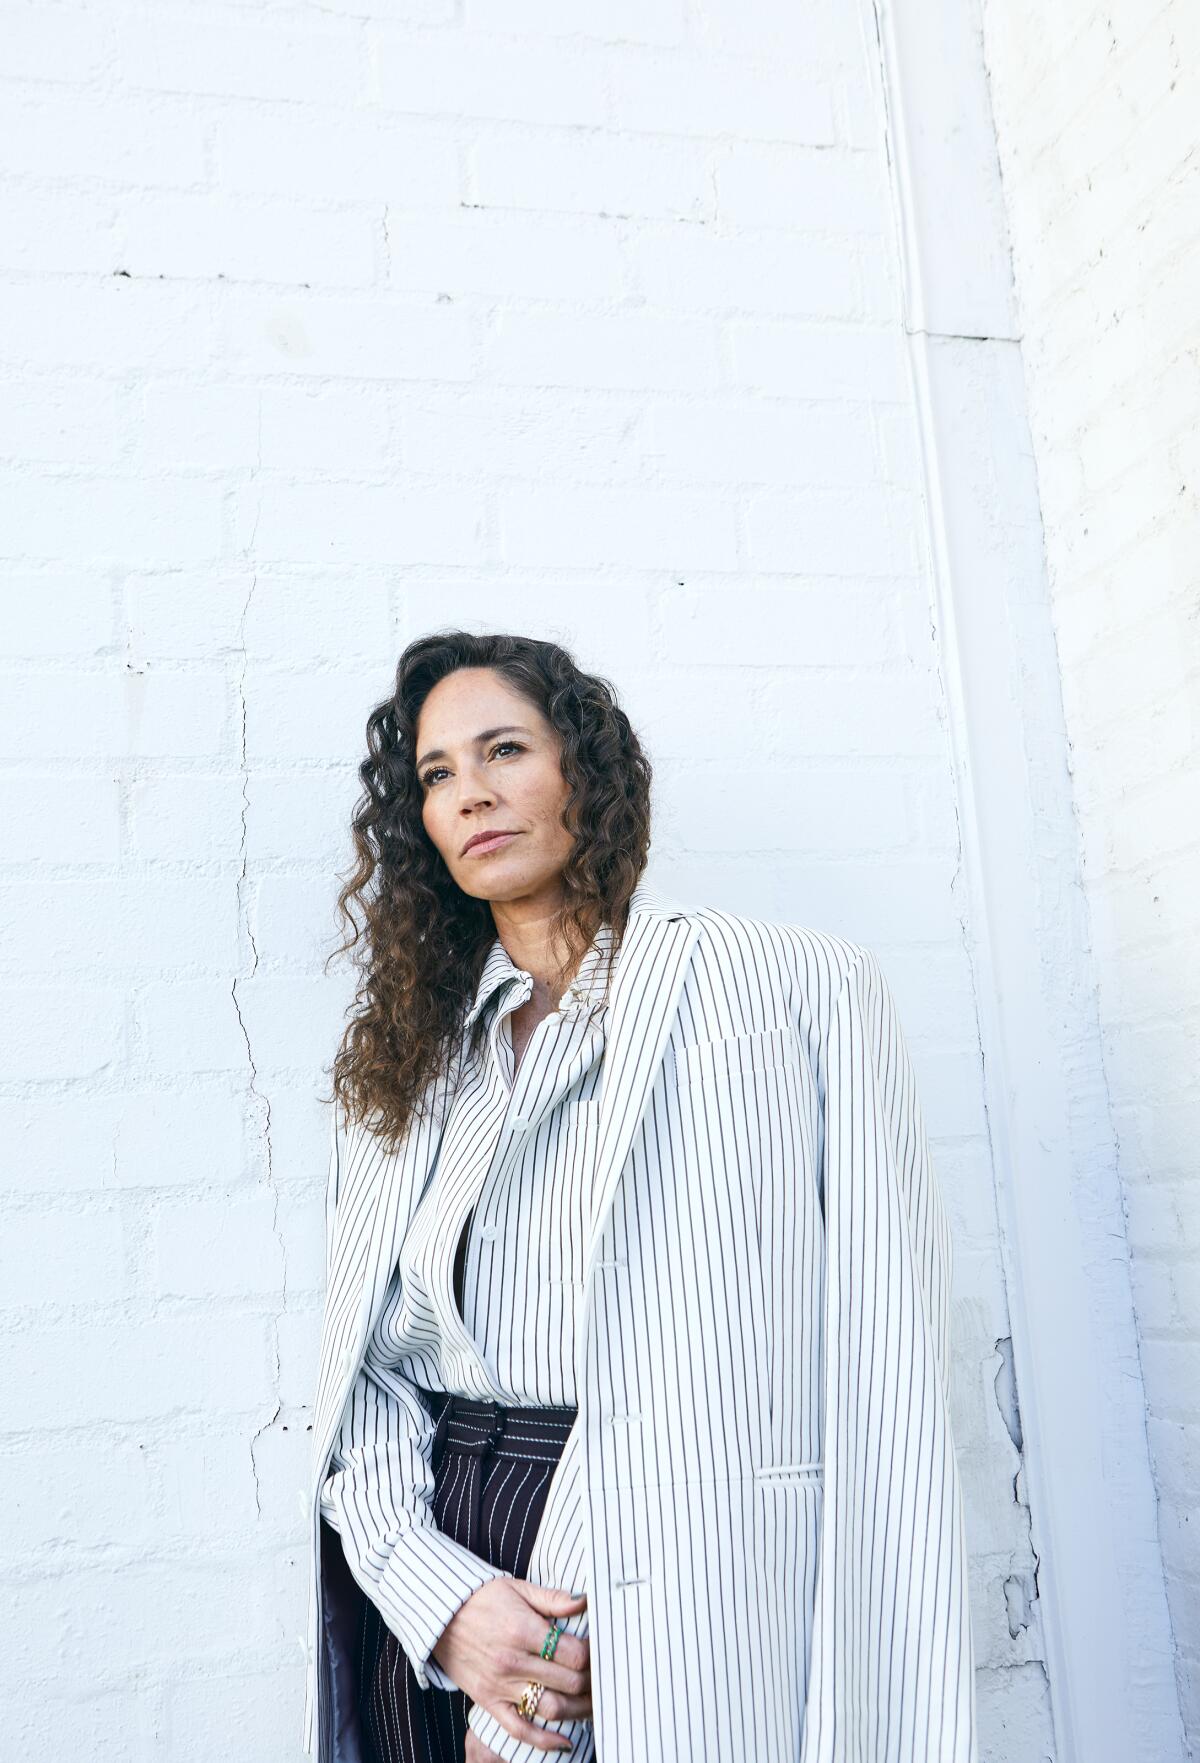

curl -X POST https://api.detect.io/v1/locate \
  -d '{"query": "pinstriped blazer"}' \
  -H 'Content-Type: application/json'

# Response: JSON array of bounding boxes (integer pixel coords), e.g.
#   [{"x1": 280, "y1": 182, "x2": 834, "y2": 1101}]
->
[{"x1": 303, "y1": 881, "x2": 977, "y2": 1763}]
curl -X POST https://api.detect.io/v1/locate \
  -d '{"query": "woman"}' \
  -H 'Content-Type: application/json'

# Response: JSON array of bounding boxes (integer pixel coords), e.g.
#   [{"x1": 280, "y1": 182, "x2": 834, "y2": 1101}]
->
[{"x1": 303, "y1": 630, "x2": 977, "y2": 1763}]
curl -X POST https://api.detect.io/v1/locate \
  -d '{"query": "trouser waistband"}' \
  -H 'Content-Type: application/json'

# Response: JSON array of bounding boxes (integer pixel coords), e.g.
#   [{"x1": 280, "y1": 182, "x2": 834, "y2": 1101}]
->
[{"x1": 415, "y1": 1388, "x2": 578, "y2": 1463}]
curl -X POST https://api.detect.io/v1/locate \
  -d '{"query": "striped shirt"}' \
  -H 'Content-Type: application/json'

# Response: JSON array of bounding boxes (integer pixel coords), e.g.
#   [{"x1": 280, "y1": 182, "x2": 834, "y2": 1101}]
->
[{"x1": 319, "y1": 920, "x2": 614, "y2": 1693}]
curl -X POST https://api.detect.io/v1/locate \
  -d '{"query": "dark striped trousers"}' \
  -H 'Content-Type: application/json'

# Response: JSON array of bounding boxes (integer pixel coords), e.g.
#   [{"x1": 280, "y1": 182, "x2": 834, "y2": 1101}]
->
[{"x1": 355, "y1": 1390, "x2": 578, "y2": 1763}]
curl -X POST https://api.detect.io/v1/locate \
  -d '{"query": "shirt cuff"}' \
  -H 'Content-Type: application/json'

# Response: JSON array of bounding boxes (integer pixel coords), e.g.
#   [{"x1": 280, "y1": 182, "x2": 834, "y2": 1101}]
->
[
  {"x1": 423, "y1": 1657, "x2": 460, "y2": 1694},
  {"x1": 369, "y1": 1523, "x2": 514, "y2": 1694}
]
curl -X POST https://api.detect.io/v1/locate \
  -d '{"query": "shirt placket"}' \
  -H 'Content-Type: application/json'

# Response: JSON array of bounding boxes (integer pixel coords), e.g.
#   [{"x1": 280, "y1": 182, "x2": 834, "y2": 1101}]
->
[
  {"x1": 455, "y1": 986, "x2": 606, "y2": 1390},
  {"x1": 443, "y1": 933, "x2": 611, "y2": 1390}
]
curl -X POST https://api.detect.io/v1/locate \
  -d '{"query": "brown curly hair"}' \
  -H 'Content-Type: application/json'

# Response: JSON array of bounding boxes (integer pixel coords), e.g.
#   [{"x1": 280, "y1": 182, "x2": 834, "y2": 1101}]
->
[{"x1": 322, "y1": 630, "x2": 653, "y2": 1150}]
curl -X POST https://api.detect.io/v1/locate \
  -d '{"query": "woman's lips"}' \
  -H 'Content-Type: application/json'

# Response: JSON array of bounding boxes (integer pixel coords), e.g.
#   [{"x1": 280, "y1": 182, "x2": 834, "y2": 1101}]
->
[{"x1": 464, "y1": 831, "x2": 520, "y2": 857}]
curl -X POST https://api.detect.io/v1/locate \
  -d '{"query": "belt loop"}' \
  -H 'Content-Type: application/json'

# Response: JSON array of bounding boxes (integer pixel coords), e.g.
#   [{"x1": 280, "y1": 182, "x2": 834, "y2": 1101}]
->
[
  {"x1": 432, "y1": 1391, "x2": 454, "y2": 1464},
  {"x1": 467, "y1": 1397, "x2": 500, "y2": 1555}
]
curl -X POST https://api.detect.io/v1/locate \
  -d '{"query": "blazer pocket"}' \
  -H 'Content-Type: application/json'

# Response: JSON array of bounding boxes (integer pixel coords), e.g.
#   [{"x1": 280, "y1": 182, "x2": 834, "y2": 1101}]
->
[
  {"x1": 752, "y1": 1460, "x2": 824, "y2": 1485},
  {"x1": 675, "y1": 1024, "x2": 802, "y2": 1090}
]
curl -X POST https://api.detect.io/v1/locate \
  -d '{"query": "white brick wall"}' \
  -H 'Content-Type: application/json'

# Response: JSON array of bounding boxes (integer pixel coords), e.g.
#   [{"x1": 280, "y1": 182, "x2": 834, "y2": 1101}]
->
[
  {"x1": 1, "y1": 3, "x2": 1057, "y2": 1755},
  {"x1": 982, "y1": 1, "x2": 1199, "y2": 1749}
]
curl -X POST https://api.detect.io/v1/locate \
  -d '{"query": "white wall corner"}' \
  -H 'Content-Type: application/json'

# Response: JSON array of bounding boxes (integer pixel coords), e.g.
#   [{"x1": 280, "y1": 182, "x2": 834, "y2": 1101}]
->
[{"x1": 865, "y1": 0, "x2": 1184, "y2": 1759}]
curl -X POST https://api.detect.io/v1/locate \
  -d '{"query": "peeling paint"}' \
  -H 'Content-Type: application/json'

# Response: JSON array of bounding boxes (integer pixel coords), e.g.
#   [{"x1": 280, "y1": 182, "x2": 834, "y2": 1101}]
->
[
  {"x1": 994, "y1": 1332, "x2": 1024, "y2": 1456},
  {"x1": 1004, "y1": 1569, "x2": 1035, "y2": 1640},
  {"x1": 993, "y1": 1336, "x2": 1044, "y2": 1642}
]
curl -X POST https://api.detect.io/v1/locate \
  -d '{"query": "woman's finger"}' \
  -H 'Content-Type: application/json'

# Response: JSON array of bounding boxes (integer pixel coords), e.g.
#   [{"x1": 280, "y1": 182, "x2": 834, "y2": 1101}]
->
[
  {"x1": 518, "y1": 1686, "x2": 592, "y2": 1724},
  {"x1": 507, "y1": 1607, "x2": 589, "y2": 1702},
  {"x1": 476, "y1": 1696, "x2": 574, "y2": 1754}
]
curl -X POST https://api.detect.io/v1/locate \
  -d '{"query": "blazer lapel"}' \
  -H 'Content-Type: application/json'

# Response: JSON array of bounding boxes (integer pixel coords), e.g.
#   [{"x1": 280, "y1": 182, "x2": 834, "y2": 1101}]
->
[{"x1": 577, "y1": 892, "x2": 700, "y2": 1344}]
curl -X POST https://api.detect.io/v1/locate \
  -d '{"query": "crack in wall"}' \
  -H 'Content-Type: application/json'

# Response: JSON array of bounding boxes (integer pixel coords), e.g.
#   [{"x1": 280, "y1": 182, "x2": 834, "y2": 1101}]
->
[{"x1": 229, "y1": 565, "x2": 287, "y2": 1520}]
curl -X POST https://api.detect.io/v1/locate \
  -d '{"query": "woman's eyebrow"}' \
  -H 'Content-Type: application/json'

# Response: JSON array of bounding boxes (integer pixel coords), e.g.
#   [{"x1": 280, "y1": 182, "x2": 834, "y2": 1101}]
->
[{"x1": 415, "y1": 725, "x2": 534, "y2": 771}]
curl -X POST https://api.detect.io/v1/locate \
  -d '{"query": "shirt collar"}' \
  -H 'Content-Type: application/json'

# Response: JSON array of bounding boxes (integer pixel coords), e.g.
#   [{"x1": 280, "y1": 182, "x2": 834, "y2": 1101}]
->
[{"x1": 464, "y1": 920, "x2": 616, "y2": 1030}]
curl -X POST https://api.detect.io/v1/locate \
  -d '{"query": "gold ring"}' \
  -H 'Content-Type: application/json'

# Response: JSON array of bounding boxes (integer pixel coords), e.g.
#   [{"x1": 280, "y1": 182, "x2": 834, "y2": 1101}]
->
[{"x1": 517, "y1": 1679, "x2": 545, "y2": 1719}]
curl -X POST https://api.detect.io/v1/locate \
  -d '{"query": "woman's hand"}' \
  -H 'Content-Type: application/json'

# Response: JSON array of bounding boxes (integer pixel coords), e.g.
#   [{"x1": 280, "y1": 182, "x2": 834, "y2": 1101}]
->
[{"x1": 432, "y1": 1577, "x2": 591, "y2": 1755}]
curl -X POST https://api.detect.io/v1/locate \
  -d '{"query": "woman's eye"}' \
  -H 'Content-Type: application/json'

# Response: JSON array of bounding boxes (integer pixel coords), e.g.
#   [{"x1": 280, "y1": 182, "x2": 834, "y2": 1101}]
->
[{"x1": 420, "y1": 742, "x2": 523, "y2": 790}]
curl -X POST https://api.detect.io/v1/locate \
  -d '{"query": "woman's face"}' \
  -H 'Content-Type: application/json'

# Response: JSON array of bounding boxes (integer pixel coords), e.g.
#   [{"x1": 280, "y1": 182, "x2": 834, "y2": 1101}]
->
[{"x1": 415, "y1": 667, "x2": 575, "y2": 906}]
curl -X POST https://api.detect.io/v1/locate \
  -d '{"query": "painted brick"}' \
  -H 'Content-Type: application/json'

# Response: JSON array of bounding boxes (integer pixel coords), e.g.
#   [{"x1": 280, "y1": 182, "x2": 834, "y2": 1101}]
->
[
  {"x1": 610, "y1": 52, "x2": 837, "y2": 143},
  {"x1": 0, "y1": 1317, "x2": 275, "y2": 1431},
  {"x1": 238, "y1": 478, "x2": 490, "y2": 567},
  {"x1": 374, "y1": 33, "x2": 609, "y2": 127},
  {"x1": 111, "y1": 1091, "x2": 250, "y2": 1192},
  {"x1": 0, "y1": 578, "x2": 116, "y2": 656},
  {"x1": 394, "y1": 388, "x2": 646, "y2": 480},
  {"x1": 645, "y1": 400, "x2": 881, "y2": 485},
  {"x1": 498, "y1": 485, "x2": 739, "y2": 569},
  {"x1": 214, "y1": 110, "x2": 460, "y2": 204},
  {"x1": 743, "y1": 486, "x2": 923, "y2": 576},
  {"x1": 387, "y1": 211, "x2": 627, "y2": 301},
  {"x1": 0, "y1": 185, "x2": 119, "y2": 274},
  {"x1": 471, "y1": 129, "x2": 712, "y2": 222},
  {"x1": 714, "y1": 142, "x2": 889, "y2": 232},
  {"x1": 215, "y1": 288, "x2": 477, "y2": 382},
  {"x1": 627, "y1": 226, "x2": 861, "y2": 317},
  {"x1": 2, "y1": 471, "x2": 222, "y2": 567},
  {"x1": 151, "y1": 1192, "x2": 284, "y2": 1300},
  {"x1": 0, "y1": 773, "x2": 122, "y2": 863},
  {"x1": 0, "y1": 377, "x2": 132, "y2": 468},
  {"x1": 0, "y1": 1206, "x2": 127, "y2": 1307},
  {"x1": 464, "y1": 0, "x2": 686, "y2": 46},
  {"x1": 0, "y1": 985, "x2": 125, "y2": 1081},
  {"x1": 0, "y1": 1436, "x2": 157, "y2": 1554},
  {"x1": 118, "y1": 13, "x2": 365, "y2": 105},
  {"x1": 728, "y1": 319, "x2": 909, "y2": 399},
  {"x1": 481, "y1": 309, "x2": 721, "y2": 391},
  {"x1": 256, "y1": 387, "x2": 393, "y2": 474},
  {"x1": 0, "y1": 281, "x2": 212, "y2": 372},
  {"x1": 0, "y1": 93, "x2": 207, "y2": 186},
  {"x1": 115, "y1": 192, "x2": 378, "y2": 288}
]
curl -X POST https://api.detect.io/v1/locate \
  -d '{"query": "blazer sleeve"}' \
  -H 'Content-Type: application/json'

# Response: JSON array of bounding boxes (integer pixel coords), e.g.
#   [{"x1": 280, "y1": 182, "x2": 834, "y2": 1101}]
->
[
  {"x1": 801, "y1": 947, "x2": 977, "y2": 1763},
  {"x1": 319, "y1": 1355, "x2": 512, "y2": 1694},
  {"x1": 318, "y1": 1108, "x2": 509, "y2": 1695}
]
